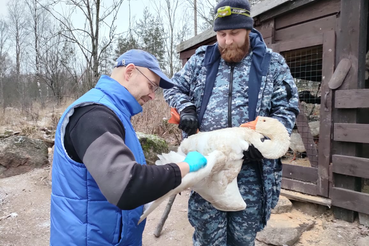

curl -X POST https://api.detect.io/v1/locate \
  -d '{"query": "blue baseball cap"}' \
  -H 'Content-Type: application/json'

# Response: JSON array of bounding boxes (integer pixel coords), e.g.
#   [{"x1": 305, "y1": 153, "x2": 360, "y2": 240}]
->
[{"x1": 115, "y1": 49, "x2": 174, "y2": 89}]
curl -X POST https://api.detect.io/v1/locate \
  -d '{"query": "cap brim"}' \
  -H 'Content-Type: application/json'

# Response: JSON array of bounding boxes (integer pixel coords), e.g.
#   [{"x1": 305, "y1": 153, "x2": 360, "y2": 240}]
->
[{"x1": 149, "y1": 67, "x2": 174, "y2": 89}]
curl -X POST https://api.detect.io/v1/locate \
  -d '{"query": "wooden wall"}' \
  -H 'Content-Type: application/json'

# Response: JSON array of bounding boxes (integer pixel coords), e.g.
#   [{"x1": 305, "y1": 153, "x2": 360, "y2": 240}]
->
[{"x1": 178, "y1": 0, "x2": 369, "y2": 222}]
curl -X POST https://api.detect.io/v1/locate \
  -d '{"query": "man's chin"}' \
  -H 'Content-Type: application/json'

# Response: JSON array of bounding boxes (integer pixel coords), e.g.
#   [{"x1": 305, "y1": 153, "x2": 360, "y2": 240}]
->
[{"x1": 137, "y1": 98, "x2": 145, "y2": 105}]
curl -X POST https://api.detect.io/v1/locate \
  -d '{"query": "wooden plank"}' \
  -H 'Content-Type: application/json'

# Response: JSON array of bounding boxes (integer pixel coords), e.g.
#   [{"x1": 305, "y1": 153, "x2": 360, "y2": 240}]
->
[
  {"x1": 176, "y1": 29, "x2": 215, "y2": 53},
  {"x1": 276, "y1": 34, "x2": 323, "y2": 53},
  {"x1": 256, "y1": 18, "x2": 275, "y2": 40},
  {"x1": 274, "y1": 15, "x2": 337, "y2": 42},
  {"x1": 280, "y1": 189, "x2": 332, "y2": 207},
  {"x1": 331, "y1": 0, "x2": 365, "y2": 222},
  {"x1": 281, "y1": 178, "x2": 317, "y2": 196},
  {"x1": 296, "y1": 103, "x2": 319, "y2": 167},
  {"x1": 332, "y1": 155, "x2": 369, "y2": 179},
  {"x1": 331, "y1": 187, "x2": 369, "y2": 215},
  {"x1": 335, "y1": 89, "x2": 369, "y2": 108},
  {"x1": 179, "y1": 37, "x2": 216, "y2": 64},
  {"x1": 334, "y1": 123, "x2": 369, "y2": 144},
  {"x1": 258, "y1": 0, "x2": 316, "y2": 23},
  {"x1": 252, "y1": 0, "x2": 292, "y2": 19},
  {"x1": 282, "y1": 164, "x2": 318, "y2": 183},
  {"x1": 317, "y1": 30, "x2": 336, "y2": 197},
  {"x1": 264, "y1": 37, "x2": 273, "y2": 47},
  {"x1": 275, "y1": 0, "x2": 340, "y2": 29},
  {"x1": 179, "y1": 49, "x2": 196, "y2": 60},
  {"x1": 328, "y1": 58, "x2": 352, "y2": 90},
  {"x1": 296, "y1": 104, "x2": 318, "y2": 167}
]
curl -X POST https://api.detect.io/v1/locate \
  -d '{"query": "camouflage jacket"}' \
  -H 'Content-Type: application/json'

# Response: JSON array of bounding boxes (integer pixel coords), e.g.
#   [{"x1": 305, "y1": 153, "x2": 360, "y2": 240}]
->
[{"x1": 164, "y1": 41, "x2": 299, "y2": 229}]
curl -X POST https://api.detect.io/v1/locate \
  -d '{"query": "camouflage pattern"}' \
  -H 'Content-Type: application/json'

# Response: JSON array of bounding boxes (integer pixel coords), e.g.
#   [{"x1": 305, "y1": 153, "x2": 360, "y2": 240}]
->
[{"x1": 164, "y1": 44, "x2": 299, "y2": 245}]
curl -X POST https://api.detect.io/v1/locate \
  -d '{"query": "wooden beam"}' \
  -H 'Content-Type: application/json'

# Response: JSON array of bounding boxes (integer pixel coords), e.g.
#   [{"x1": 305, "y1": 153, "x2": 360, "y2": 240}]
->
[
  {"x1": 275, "y1": 0, "x2": 340, "y2": 30},
  {"x1": 335, "y1": 89, "x2": 369, "y2": 108},
  {"x1": 282, "y1": 164, "x2": 318, "y2": 183},
  {"x1": 331, "y1": 187, "x2": 369, "y2": 215},
  {"x1": 274, "y1": 33, "x2": 323, "y2": 53},
  {"x1": 334, "y1": 123, "x2": 369, "y2": 144},
  {"x1": 332, "y1": 0, "x2": 366, "y2": 222},
  {"x1": 332, "y1": 155, "x2": 369, "y2": 179},
  {"x1": 296, "y1": 103, "x2": 319, "y2": 167},
  {"x1": 257, "y1": 18, "x2": 275, "y2": 40},
  {"x1": 252, "y1": 0, "x2": 292, "y2": 19},
  {"x1": 317, "y1": 30, "x2": 336, "y2": 197},
  {"x1": 282, "y1": 178, "x2": 317, "y2": 196},
  {"x1": 176, "y1": 29, "x2": 215, "y2": 53},
  {"x1": 258, "y1": 0, "x2": 316, "y2": 23},
  {"x1": 179, "y1": 49, "x2": 196, "y2": 60},
  {"x1": 274, "y1": 15, "x2": 337, "y2": 42},
  {"x1": 280, "y1": 189, "x2": 332, "y2": 207},
  {"x1": 328, "y1": 58, "x2": 352, "y2": 90}
]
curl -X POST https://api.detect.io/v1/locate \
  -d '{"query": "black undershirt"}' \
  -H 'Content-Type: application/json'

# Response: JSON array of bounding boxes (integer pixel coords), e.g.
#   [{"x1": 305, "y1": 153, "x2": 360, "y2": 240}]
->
[{"x1": 63, "y1": 104, "x2": 182, "y2": 210}]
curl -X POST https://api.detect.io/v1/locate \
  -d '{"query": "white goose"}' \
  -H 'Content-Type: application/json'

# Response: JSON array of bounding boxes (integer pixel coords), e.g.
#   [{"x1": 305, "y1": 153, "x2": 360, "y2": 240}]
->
[{"x1": 138, "y1": 116, "x2": 290, "y2": 224}]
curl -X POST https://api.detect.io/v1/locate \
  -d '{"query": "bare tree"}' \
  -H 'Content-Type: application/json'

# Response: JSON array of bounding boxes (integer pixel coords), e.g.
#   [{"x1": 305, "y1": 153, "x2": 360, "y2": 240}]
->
[
  {"x1": 0, "y1": 18, "x2": 9, "y2": 112},
  {"x1": 40, "y1": 0, "x2": 124, "y2": 89},
  {"x1": 25, "y1": 0, "x2": 50, "y2": 107},
  {"x1": 7, "y1": 0, "x2": 30, "y2": 110},
  {"x1": 7, "y1": 0, "x2": 29, "y2": 77},
  {"x1": 38, "y1": 28, "x2": 77, "y2": 105},
  {"x1": 152, "y1": 0, "x2": 189, "y2": 77},
  {"x1": 186, "y1": 0, "x2": 219, "y2": 32}
]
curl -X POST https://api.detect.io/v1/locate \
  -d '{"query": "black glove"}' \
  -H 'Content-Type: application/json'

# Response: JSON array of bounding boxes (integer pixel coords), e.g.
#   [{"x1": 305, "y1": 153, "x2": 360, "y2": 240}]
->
[
  {"x1": 243, "y1": 145, "x2": 263, "y2": 163},
  {"x1": 179, "y1": 106, "x2": 198, "y2": 136}
]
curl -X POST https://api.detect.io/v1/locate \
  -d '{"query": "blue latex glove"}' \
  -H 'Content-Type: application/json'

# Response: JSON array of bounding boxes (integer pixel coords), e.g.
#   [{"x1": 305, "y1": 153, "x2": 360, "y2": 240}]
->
[{"x1": 183, "y1": 151, "x2": 207, "y2": 172}]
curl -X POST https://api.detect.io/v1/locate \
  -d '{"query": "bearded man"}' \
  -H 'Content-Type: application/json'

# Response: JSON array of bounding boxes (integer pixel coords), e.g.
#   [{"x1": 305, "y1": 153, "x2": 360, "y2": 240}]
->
[{"x1": 163, "y1": 0, "x2": 299, "y2": 245}]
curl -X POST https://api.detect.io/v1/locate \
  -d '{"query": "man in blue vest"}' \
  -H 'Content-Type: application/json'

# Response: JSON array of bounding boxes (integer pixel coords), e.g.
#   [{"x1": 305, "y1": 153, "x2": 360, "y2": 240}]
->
[
  {"x1": 164, "y1": 0, "x2": 299, "y2": 245},
  {"x1": 50, "y1": 49, "x2": 208, "y2": 246}
]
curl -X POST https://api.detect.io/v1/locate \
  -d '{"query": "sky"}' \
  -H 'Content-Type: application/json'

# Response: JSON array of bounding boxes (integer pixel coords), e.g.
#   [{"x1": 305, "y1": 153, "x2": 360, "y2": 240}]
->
[
  {"x1": 0, "y1": 0, "x2": 196, "y2": 45},
  {"x1": 0, "y1": 0, "x2": 152, "y2": 34},
  {"x1": 0, "y1": 0, "x2": 196, "y2": 74}
]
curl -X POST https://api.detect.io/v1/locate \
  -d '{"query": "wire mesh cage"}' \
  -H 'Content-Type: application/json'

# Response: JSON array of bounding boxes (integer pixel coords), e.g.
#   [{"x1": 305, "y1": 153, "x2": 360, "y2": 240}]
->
[{"x1": 281, "y1": 45, "x2": 323, "y2": 166}]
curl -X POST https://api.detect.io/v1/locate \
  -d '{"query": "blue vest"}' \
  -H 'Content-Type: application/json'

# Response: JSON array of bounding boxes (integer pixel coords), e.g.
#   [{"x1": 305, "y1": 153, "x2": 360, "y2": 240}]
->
[{"x1": 50, "y1": 75, "x2": 146, "y2": 246}]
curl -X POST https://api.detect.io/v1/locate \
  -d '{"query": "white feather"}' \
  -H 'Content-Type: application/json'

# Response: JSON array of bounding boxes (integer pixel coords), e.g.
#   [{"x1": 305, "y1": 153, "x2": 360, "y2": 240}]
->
[{"x1": 138, "y1": 116, "x2": 290, "y2": 224}]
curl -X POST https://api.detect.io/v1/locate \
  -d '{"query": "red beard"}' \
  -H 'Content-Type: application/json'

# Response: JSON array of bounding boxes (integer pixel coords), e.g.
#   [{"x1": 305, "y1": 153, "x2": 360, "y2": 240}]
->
[{"x1": 218, "y1": 37, "x2": 250, "y2": 63}]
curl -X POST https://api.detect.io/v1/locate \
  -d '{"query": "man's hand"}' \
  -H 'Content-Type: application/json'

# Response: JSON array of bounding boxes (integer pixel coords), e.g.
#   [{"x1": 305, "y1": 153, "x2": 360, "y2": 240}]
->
[
  {"x1": 184, "y1": 151, "x2": 207, "y2": 172},
  {"x1": 179, "y1": 106, "x2": 198, "y2": 136},
  {"x1": 243, "y1": 145, "x2": 263, "y2": 163}
]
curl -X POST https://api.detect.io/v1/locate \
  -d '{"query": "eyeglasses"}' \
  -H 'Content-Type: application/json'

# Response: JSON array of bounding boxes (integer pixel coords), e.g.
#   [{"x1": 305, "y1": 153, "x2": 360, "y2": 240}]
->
[{"x1": 136, "y1": 67, "x2": 159, "y2": 92}]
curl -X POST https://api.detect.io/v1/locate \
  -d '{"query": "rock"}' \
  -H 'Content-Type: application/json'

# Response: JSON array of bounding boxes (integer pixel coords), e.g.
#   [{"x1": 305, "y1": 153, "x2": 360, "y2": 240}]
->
[
  {"x1": 359, "y1": 213, "x2": 369, "y2": 227},
  {"x1": 272, "y1": 196, "x2": 293, "y2": 214},
  {"x1": 137, "y1": 132, "x2": 169, "y2": 165},
  {"x1": 257, "y1": 213, "x2": 315, "y2": 246},
  {"x1": 0, "y1": 136, "x2": 49, "y2": 178},
  {"x1": 292, "y1": 201, "x2": 328, "y2": 217},
  {"x1": 357, "y1": 237, "x2": 369, "y2": 246}
]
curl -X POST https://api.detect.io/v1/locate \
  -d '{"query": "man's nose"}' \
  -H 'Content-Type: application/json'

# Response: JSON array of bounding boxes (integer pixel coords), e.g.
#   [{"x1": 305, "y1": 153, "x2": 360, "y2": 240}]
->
[
  {"x1": 225, "y1": 36, "x2": 233, "y2": 45},
  {"x1": 148, "y1": 91, "x2": 155, "y2": 100}
]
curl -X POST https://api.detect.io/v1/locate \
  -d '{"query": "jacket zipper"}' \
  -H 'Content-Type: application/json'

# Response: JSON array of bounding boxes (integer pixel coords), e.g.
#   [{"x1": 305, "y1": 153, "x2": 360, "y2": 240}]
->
[{"x1": 228, "y1": 65, "x2": 234, "y2": 127}]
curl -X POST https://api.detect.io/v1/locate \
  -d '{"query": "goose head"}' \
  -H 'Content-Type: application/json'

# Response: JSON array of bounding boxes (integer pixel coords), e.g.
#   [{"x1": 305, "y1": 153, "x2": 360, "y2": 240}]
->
[{"x1": 241, "y1": 116, "x2": 290, "y2": 159}]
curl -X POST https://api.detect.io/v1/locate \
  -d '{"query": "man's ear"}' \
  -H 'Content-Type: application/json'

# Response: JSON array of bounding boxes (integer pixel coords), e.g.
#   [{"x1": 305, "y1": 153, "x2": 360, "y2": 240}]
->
[{"x1": 124, "y1": 63, "x2": 135, "y2": 81}]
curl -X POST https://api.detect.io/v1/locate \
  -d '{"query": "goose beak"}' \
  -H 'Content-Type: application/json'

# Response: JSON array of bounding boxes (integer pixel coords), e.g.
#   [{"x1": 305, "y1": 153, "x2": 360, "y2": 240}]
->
[{"x1": 240, "y1": 117, "x2": 259, "y2": 129}]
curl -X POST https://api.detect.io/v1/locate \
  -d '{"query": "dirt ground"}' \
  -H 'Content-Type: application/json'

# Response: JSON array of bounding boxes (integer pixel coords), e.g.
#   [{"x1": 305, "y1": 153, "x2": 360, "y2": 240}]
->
[
  {"x1": 0, "y1": 167, "x2": 193, "y2": 246},
  {"x1": 0, "y1": 166, "x2": 368, "y2": 246}
]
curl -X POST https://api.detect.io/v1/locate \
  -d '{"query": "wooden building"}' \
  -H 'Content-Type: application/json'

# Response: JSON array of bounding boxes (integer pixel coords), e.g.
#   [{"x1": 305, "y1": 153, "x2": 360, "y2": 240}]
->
[{"x1": 176, "y1": 0, "x2": 369, "y2": 223}]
